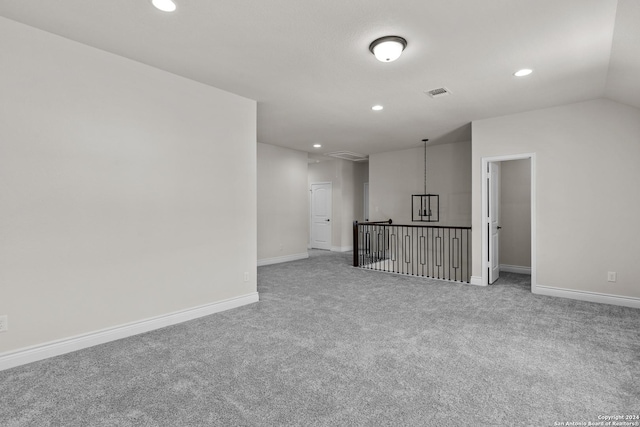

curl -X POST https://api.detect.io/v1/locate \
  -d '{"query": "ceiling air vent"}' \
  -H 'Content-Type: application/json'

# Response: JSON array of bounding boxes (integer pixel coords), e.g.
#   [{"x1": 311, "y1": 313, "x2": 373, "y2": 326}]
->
[
  {"x1": 325, "y1": 151, "x2": 369, "y2": 162},
  {"x1": 425, "y1": 87, "x2": 451, "y2": 98}
]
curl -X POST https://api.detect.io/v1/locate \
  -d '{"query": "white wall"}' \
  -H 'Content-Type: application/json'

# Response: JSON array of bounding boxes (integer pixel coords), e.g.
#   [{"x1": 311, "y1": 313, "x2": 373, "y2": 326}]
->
[
  {"x1": 0, "y1": 18, "x2": 257, "y2": 354},
  {"x1": 308, "y1": 160, "x2": 342, "y2": 248},
  {"x1": 369, "y1": 141, "x2": 471, "y2": 226},
  {"x1": 352, "y1": 161, "x2": 369, "y2": 223},
  {"x1": 369, "y1": 148, "x2": 421, "y2": 224},
  {"x1": 472, "y1": 98, "x2": 640, "y2": 299},
  {"x1": 427, "y1": 142, "x2": 472, "y2": 227},
  {"x1": 257, "y1": 143, "x2": 308, "y2": 263},
  {"x1": 308, "y1": 159, "x2": 368, "y2": 251},
  {"x1": 500, "y1": 159, "x2": 531, "y2": 268},
  {"x1": 340, "y1": 160, "x2": 369, "y2": 250}
]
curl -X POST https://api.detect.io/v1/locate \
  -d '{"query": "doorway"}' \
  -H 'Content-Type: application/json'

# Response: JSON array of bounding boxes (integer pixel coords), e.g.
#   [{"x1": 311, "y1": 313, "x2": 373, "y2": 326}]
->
[
  {"x1": 310, "y1": 182, "x2": 332, "y2": 250},
  {"x1": 481, "y1": 154, "x2": 536, "y2": 290}
]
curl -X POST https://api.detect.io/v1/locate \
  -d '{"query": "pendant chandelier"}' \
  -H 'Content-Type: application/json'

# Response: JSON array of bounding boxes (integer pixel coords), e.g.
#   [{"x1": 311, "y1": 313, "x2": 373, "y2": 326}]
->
[{"x1": 411, "y1": 139, "x2": 439, "y2": 222}]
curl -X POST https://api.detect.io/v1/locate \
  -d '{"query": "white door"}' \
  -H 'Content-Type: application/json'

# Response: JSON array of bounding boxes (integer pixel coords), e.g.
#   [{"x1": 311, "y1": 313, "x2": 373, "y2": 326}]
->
[
  {"x1": 311, "y1": 183, "x2": 332, "y2": 250},
  {"x1": 488, "y1": 162, "x2": 501, "y2": 284},
  {"x1": 363, "y1": 182, "x2": 369, "y2": 221}
]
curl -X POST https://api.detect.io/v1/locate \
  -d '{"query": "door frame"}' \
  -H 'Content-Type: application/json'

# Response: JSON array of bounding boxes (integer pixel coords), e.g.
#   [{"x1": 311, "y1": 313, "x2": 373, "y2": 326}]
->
[
  {"x1": 309, "y1": 182, "x2": 332, "y2": 250},
  {"x1": 481, "y1": 153, "x2": 536, "y2": 291}
]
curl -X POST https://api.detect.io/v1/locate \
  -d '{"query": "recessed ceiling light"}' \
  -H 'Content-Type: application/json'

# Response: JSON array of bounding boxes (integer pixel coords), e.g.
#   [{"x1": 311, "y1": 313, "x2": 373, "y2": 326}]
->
[
  {"x1": 152, "y1": 0, "x2": 176, "y2": 12},
  {"x1": 372, "y1": 105, "x2": 384, "y2": 111},
  {"x1": 514, "y1": 68, "x2": 533, "y2": 77},
  {"x1": 313, "y1": 144, "x2": 322, "y2": 148},
  {"x1": 369, "y1": 36, "x2": 407, "y2": 62}
]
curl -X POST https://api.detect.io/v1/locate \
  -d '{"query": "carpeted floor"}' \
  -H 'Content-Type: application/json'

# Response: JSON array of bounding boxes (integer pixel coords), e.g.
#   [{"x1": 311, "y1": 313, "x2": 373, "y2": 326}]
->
[{"x1": 1, "y1": 250, "x2": 639, "y2": 426}]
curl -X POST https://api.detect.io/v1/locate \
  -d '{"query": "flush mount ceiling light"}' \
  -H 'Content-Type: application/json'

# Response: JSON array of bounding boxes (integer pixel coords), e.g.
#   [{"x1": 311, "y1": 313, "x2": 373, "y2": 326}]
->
[
  {"x1": 152, "y1": 0, "x2": 176, "y2": 12},
  {"x1": 514, "y1": 68, "x2": 533, "y2": 77},
  {"x1": 369, "y1": 36, "x2": 407, "y2": 62},
  {"x1": 313, "y1": 144, "x2": 322, "y2": 148},
  {"x1": 371, "y1": 105, "x2": 384, "y2": 111}
]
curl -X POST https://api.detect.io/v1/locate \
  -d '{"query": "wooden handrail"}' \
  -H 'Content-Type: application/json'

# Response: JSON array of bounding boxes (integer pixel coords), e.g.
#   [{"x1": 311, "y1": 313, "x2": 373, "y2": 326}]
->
[{"x1": 356, "y1": 219, "x2": 393, "y2": 225}]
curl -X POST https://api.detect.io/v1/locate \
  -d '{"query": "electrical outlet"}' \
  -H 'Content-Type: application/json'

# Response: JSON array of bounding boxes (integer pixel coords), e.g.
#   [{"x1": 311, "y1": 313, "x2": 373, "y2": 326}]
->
[
  {"x1": 244, "y1": 272, "x2": 249, "y2": 282},
  {"x1": 0, "y1": 315, "x2": 7, "y2": 332},
  {"x1": 607, "y1": 271, "x2": 617, "y2": 282}
]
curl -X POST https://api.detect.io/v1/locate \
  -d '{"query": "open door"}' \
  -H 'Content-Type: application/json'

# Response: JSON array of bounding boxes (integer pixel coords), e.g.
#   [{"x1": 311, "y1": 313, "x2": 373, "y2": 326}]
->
[
  {"x1": 488, "y1": 162, "x2": 501, "y2": 284},
  {"x1": 482, "y1": 153, "x2": 535, "y2": 289},
  {"x1": 311, "y1": 182, "x2": 332, "y2": 250}
]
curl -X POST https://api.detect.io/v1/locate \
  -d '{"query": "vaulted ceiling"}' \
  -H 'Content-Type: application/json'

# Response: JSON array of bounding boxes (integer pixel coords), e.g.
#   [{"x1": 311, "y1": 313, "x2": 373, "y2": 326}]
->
[{"x1": 1, "y1": 0, "x2": 638, "y2": 156}]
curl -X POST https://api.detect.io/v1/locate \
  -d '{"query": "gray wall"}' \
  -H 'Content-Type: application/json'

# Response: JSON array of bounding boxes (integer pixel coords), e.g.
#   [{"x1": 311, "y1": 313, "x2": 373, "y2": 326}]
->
[
  {"x1": 308, "y1": 159, "x2": 368, "y2": 251},
  {"x1": 0, "y1": 18, "x2": 257, "y2": 354},
  {"x1": 257, "y1": 143, "x2": 309, "y2": 262},
  {"x1": 500, "y1": 159, "x2": 532, "y2": 268},
  {"x1": 472, "y1": 98, "x2": 640, "y2": 298},
  {"x1": 369, "y1": 140, "x2": 471, "y2": 227}
]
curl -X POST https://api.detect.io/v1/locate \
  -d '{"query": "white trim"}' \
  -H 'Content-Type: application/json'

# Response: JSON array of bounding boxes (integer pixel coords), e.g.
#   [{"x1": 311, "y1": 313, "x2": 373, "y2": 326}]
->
[
  {"x1": 481, "y1": 153, "x2": 536, "y2": 289},
  {"x1": 469, "y1": 276, "x2": 485, "y2": 286},
  {"x1": 257, "y1": 252, "x2": 309, "y2": 266},
  {"x1": 0, "y1": 292, "x2": 259, "y2": 372},
  {"x1": 500, "y1": 264, "x2": 532, "y2": 275},
  {"x1": 534, "y1": 285, "x2": 640, "y2": 309},
  {"x1": 331, "y1": 246, "x2": 353, "y2": 252}
]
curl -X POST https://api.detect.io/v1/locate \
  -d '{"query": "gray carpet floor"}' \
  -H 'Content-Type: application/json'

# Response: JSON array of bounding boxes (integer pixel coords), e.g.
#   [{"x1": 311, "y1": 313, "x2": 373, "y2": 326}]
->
[{"x1": 1, "y1": 250, "x2": 639, "y2": 426}]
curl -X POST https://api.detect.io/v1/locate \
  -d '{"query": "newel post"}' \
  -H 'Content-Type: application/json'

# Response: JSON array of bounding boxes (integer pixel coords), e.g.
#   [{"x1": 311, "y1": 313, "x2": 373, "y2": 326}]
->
[{"x1": 353, "y1": 221, "x2": 359, "y2": 267}]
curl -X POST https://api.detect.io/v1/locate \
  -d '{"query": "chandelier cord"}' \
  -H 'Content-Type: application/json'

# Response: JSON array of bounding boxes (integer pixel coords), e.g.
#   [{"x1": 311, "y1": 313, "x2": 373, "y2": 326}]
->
[{"x1": 423, "y1": 139, "x2": 428, "y2": 194}]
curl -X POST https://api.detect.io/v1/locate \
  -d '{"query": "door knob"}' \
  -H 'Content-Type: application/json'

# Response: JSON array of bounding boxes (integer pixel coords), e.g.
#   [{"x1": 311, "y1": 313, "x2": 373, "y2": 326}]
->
[
  {"x1": 326, "y1": 219, "x2": 330, "y2": 222},
  {"x1": 497, "y1": 226, "x2": 502, "y2": 230}
]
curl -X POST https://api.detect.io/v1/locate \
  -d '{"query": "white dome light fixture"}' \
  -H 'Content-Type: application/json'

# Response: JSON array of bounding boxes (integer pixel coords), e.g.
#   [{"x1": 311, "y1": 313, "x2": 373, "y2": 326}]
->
[
  {"x1": 369, "y1": 36, "x2": 407, "y2": 62},
  {"x1": 372, "y1": 105, "x2": 384, "y2": 111},
  {"x1": 152, "y1": 0, "x2": 177, "y2": 12}
]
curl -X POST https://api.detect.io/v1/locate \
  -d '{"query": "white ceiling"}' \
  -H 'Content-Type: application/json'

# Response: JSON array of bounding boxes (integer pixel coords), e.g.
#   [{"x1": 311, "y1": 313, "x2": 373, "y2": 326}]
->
[{"x1": 1, "y1": 0, "x2": 638, "y2": 156}]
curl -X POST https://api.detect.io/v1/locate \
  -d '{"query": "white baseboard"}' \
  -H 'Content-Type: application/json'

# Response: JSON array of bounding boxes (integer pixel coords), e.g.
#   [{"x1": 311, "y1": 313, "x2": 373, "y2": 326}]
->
[
  {"x1": 257, "y1": 252, "x2": 309, "y2": 266},
  {"x1": 331, "y1": 246, "x2": 353, "y2": 253},
  {"x1": 0, "y1": 292, "x2": 259, "y2": 372},
  {"x1": 500, "y1": 264, "x2": 532, "y2": 275},
  {"x1": 469, "y1": 276, "x2": 485, "y2": 286},
  {"x1": 534, "y1": 285, "x2": 640, "y2": 309}
]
